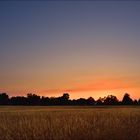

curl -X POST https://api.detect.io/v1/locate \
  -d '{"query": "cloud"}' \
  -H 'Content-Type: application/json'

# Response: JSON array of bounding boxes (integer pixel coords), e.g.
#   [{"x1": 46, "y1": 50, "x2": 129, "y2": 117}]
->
[{"x1": 44, "y1": 79, "x2": 135, "y2": 93}]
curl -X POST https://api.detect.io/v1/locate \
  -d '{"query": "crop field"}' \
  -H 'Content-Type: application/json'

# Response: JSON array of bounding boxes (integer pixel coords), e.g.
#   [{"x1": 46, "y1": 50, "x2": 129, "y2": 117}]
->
[{"x1": 0, "y1": 106, "x2": 140, "y2": 140}]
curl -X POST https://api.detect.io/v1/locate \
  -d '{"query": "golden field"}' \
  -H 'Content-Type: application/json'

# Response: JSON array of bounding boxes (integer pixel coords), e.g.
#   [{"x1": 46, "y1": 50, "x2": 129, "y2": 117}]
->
[{"x1": 0, "y1": 106, "x2": 140, "y2": 140}]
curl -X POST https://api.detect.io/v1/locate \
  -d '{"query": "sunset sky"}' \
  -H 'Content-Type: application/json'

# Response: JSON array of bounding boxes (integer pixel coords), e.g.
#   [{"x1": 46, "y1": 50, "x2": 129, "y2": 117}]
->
[{"x1": 0, "y1": 0, "x2": 140, "y2": 100}]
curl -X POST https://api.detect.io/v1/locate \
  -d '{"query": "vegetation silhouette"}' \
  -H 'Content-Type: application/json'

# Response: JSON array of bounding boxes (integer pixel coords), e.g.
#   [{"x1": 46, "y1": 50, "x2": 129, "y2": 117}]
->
[
  {"x1": 0, "y1": 92, "x2": 139, "y2": 106},
  {"x1": 122, "y1": 93, "x2": 133, "y2": 105}
]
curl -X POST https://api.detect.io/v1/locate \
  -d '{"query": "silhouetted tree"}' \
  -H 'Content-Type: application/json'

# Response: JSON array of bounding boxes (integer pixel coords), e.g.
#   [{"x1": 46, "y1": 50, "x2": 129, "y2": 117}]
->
[
  {"x1": 74, "y1": 98, "x2": 87, "y2": 105},
  {"x1": 122, "y1": 93, "x2": 133, "y2": 105},
  {"x1": 87, "y1": 97, "x2": 95, "y2": 105},
  {"x1": 62, "y1": 93, "x2": 69, "y2": 100},
  {"x1": 133, "y1": 99, "x2": 138, "y2": 105},
  {"x1": 103, "y1": 95, "x2": 119, "y2": 105},
  {"x1": 0, "y1": 93, "x2": 9, "y2": 105},
  {"x1": 138, "y1": 99, "x2": 140, "y2": 105},
  {"x1": 27, "y1": 93, "x2": 40, "y2": 105},
  {"x1": 10, "y1": 96, "x2": 27, "y2": 105},
  {"x1": 59, "y1": 93, "x2": 70, "y2": 105},
  {"x1": 96, "y1": 97, "x2": 103, "y2": 105},
  {"x1": 46, "y1": 93, "x2": 70, "y2": 105},
  {"x1": 41, "y1": 96, "x2": 50, "y2": 105}
]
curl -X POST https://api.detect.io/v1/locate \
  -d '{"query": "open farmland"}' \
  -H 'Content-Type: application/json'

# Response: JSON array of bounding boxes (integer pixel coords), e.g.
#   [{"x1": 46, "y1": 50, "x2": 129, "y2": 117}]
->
[{"x1": 0, "y1": 106, "x2": 140, "y2": 140}]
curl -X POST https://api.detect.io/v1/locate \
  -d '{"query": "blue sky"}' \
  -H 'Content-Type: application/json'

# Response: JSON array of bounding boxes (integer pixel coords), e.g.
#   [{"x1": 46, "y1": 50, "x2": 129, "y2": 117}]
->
[{"x1": 0, "y1": 1, "x2": 140, "y2": 99}]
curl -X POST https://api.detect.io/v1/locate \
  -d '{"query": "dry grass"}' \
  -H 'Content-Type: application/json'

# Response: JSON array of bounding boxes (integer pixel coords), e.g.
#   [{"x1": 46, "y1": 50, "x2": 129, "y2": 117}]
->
[{"x1": 0, "y1": 106, "x2": 140, "y2": 140}]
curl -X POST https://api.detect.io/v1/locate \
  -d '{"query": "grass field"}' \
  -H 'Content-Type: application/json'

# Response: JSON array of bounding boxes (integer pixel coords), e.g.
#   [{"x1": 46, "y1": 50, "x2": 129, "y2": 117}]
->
[{"x1": 0, "y1": 106, "x2": 140, "y2": 140}]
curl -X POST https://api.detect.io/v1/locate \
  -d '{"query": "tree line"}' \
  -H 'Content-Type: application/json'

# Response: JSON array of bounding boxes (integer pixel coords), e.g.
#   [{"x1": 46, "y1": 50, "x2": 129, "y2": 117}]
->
[{"x1": 0, "y1": 93, "x2": 139, "y2": 106}]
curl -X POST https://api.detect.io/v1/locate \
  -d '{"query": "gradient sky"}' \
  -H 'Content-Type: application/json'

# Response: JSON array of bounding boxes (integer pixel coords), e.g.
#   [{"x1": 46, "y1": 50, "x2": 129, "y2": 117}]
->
[{"x1": 0, "y1": 0, "x2": 140, "y2": 100}]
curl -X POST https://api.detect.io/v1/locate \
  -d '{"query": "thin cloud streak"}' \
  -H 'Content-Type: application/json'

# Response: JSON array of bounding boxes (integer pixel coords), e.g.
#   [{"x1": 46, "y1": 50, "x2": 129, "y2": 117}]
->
[{"x1": 44, "y1": 79, "x2": 136, "y2": 93}]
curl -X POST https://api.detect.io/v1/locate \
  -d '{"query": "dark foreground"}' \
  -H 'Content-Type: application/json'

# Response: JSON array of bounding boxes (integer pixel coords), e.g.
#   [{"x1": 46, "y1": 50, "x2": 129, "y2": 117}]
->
[{"x1": 0, "y1": 106, "x2": 140, "y2": 140}]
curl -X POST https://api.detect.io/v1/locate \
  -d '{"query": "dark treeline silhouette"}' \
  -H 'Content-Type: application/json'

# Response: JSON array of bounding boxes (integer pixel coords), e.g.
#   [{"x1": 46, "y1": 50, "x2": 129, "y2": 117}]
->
[{"x1": 0, "y1": 92, "x2": 140, "y2": 106}]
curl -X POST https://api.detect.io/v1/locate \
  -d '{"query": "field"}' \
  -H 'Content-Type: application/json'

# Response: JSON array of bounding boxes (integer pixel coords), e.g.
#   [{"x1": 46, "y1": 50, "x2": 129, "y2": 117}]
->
[{"x1": 0, "y1": 106, "x2": 140, "y2": 140}]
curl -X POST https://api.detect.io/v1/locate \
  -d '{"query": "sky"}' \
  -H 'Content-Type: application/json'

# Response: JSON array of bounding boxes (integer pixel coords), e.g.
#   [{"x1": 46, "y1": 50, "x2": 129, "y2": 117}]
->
[{"x1": 0, "y1": 0, "x2": 140, "y2": 100}]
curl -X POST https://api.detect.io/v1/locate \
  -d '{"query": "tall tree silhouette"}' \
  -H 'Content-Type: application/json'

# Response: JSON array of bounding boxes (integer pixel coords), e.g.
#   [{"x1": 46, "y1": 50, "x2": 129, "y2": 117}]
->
[
  {"x1": 122, "y1": 93, "x2": 133, "y2": 105},
  {"x1": 58, "y1": 93, "x2": 70, "y2": 105},
  {"x1": 0, "y1": 93, "x2": 9, "y2": 105}
]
